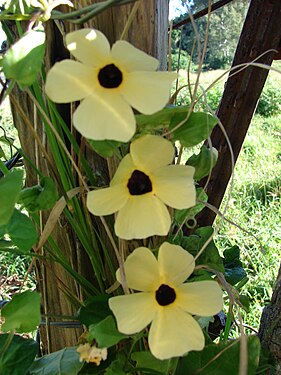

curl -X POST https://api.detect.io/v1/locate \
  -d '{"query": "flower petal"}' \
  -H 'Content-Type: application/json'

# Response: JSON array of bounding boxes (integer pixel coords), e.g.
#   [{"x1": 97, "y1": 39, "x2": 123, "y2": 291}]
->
[
  {"x1": 116, "y1": 247, "x2": 161, "y2": 291},
  {"x1": 66, "y1": 29, "x2": 111, "y2": 67},
  {"x1": 158, "y1": 242, "x2": 195, "y2": 286},
  {"x1": 153, "y1": 165, "x2": 196, "y2": 209},
  {"x1": 111, "y1": 40, "x2": 159, "y2": 72},
  {"x1": 115, "y1": 195, "x2": 171, "y2": 239},
  {"x1": 109, "y1": 293, "x2": 156, "y2": 334},
  {"x1": 87, "y1": 185, "x2": 128, "y2": 216},
  {"x1": 73, "y1": 91, "x2": 136, "y2": 142},
  {"x1": 177, "y1": 281, "x2": 223, "y2": 316},
  {"x1": 130, "y1": 135, "x2": 174, "y2": 172},
  {"x1": 122, "y1": 71, "x2": 177, "y2": 114},
  {"x1": 149, "y1": 307, "x2": 204, "y2": 360},
  {"x1": 110, "y1": 154, "x2": 135, "y2": 186},
  {"x1": 45, "y1": 60, "x2": 95, "y2": 103}
]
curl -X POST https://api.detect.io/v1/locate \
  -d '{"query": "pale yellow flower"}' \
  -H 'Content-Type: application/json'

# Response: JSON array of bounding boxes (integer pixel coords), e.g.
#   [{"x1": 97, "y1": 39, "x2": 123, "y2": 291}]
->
[
  {"x1": 77, "y1": 343, "x2": 107, "y2": 365},
  {"x1": 45, "y1": 28, "x2": 177, "y2": 142},
  {"x1": 109, "y1": 242, "x2": 223, "y2": 360},
  {"x1": 87, "y1": 135, "x2": 196, "y2": 239}
]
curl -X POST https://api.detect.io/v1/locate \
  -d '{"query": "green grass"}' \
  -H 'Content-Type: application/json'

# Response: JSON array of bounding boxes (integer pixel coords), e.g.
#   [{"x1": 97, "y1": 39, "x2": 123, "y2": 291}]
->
[
  {"x1": 217, "y1": 113, "x2": 281, "y2": 331},
  {"x1": 174, "y1": 62, "x2": 281, "y2": 332}
]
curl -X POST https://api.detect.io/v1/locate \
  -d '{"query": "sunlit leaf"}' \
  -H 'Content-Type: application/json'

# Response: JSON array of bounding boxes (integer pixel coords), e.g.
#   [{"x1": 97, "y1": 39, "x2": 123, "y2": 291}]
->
[
  {"x1": 18, "y1": 176, "x2": 57, "y2": 212},
  {"x1": 2, "y1": 28, "x2": 45, "y2": 88},
  {"x1": 136, "y1": 106, "x2": 189, "y2": 131},
  {"x1": 88, "y1": 316, "x2": 126, "y2": 348},
  {"x1": 6, "y1": 209, "x2": 38, "y2": 251},
  {"x1": 1, "y1": 290, "x2": 41, "y2": 333},
  {"x1": 0, "y1": 169, "x2": 23, "y2": 226},
  {"x1": 171, "y1": 112, "x2": 218, "y2": 147},
  {"x1": 187, "y1": 145, "x2": 218, "y2": 180}
]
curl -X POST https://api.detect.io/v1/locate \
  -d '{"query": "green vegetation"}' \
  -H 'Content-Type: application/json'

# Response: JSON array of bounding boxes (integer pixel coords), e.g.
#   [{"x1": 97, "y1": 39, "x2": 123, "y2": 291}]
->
[
  {"x1": 174, "y1": 61, "x2": 281, "y2": 332},
  {"x1": 172, "y1": 0, "x2": 250, "y2": 70},
  {"x1": 1, "y1": 64, "x2": 280, "y2": 333}
]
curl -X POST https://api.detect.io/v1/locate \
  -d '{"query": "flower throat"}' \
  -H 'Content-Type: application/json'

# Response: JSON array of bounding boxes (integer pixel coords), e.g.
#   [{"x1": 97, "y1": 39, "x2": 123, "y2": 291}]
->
[
  {"x1": 98, "y1": 64, "x2": 123, "y2": 88},
  {"x1": 127, "y1": 170, "x2": 153, "y2": 195}
]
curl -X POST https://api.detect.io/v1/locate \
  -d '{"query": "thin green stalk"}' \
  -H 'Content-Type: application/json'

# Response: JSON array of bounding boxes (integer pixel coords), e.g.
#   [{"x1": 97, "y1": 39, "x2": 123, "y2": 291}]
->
[
  {"x1": 45, "y1": 239, "x2": 99, "y2": 296},
  {"x1": 223, "y1": 308, "x2": 233, "y2": 342},
  {"x1": 47, "y1": 100, "x2": 96, "y2": 186},
  {"x1": 63, "y1": 209, "x2": 105, "y2": 292},
  {"x1": 0, "y1": 159, "x2": 9, "y2": 175},
  {"x1": 93, "y1": 228, "x2": 116, "y2": 283},
  {"x1": 29, "y1": 83, "x2": 76, "y2": 190}
]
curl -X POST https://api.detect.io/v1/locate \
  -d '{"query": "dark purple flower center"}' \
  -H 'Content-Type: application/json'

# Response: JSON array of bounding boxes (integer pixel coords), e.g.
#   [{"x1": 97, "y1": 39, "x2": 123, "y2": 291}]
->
[
  {"x1": 127, "y1": 170, "x2": 152, "y2": 196},
  {"x1": 156, "y1": 284, "x2": 176, "y2": 306},
  {"x1": 98, "y1": 64, "x2": 123, "y2": 88}
]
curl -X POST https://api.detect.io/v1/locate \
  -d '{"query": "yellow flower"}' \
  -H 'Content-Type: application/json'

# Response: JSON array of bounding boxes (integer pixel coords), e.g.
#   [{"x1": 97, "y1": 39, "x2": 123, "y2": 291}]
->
[
  {"x1": 87, "y1": 135, "x2": 196, "y2": 239},
  {"x1": 45, "y1": 28, "x2": 177, "y2": 142},
  {"x1": 77, "y1": 343, "x2": 107, "y2": 365},
  {"x1": 109, "y1": 242, "x2": 223, "y2": 360}
]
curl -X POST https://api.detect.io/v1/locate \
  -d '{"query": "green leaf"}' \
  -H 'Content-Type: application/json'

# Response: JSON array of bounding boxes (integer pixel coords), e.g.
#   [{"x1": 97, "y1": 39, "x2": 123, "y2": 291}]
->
[
  {"x1": 77, "y1": 295, "x2": 111, "y2": 327},
  {"x1": 1, "y1": 290, "x2": 41, "y2": 333},
  {"x1": 2, "y1": 28, "x2": 45, "y2": 88},
  {"x1": 180, "y1": 227, "x2": 224, "y2": 273},
  {"x1": 87, "y1": 139, "x2": 121, "y2": 158},
  {"x1": 175, "y1": 336, "x2": 260, "y2": 375},
  {"x1": 187, "y1": 145, "x2": 218, "y2": 180},
  {"x1": 0, "y1": 169, "x2": 23, "y2": 226},
  {"x1": 18, "y1": 176, "x2": 57, "y2": 212},
  {"x1": 239, "y1": 294, "x2": 250, "y2": 312},
  {"x1": 174, "y1": 188, "x2": 208, "y2": 226},
  {"x1": 171, "y1": 112, "x2": 218, "y2": 147},
  {"x1": 29, "y1": 347, "x2": 84, "y2": 375},
  {"x1": 104, "y1": 353, "x2": 126, "y2": 375},
  {"x1": 6, "y1": 209, "x2": 38, "y2": 251},
  {"x1": 223, "y1": 246, "x2": 247, "y2": 285},
  {"x1": 0, "y1": 334, "x2": 38, "y2": 375},
  {"x1": 136, "y1": 106, "x2": 190, "y2": 131},
  {"x1": 131, "y1": 351, "x2": 172, "y2": 374},
  {"x1": 88, "y1": 316, "x2": 126, "y2": 348}
]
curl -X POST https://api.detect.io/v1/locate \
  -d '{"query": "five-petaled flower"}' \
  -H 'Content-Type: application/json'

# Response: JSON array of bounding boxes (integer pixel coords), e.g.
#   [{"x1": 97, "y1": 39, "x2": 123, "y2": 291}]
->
[
  {"x1": 86, "y1": 135, "x2": 196, "y2": 239},
  {"x1": 45, "y1": 28, "x2": 177, "y2": 142},
  {"x1": 109, "y1": 242, "x2": 223, "y2": 360}
]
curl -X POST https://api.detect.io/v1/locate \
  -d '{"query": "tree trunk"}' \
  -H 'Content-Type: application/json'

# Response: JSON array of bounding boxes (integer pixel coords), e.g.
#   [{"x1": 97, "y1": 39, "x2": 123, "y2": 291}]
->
[{"x1": 9, "y1": 0, "x2": 168, "y2": 353}]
